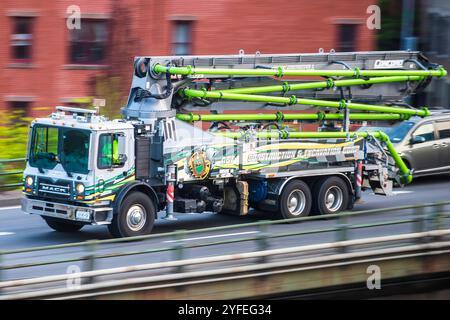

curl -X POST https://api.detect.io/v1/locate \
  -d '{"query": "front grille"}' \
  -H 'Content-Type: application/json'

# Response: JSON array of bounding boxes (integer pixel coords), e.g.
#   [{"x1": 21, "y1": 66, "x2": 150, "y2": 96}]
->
[
  {"x1": 31, "y1": 204, "x2": 67, "y2": 215},
  {"x1": 37, "y1": 177, "x2": 71, "y2": 199}
]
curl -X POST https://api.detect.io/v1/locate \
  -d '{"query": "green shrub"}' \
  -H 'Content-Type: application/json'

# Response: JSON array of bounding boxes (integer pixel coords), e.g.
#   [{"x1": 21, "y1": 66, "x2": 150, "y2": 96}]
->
[{"x1": 0, "y1": 111, "x2": 30, "y2": 189}]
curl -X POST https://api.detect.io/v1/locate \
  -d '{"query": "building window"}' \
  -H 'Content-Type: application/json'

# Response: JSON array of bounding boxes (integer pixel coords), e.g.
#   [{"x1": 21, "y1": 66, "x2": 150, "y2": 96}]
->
[
  {"x1": 69, "y1": 20, "x2": 108, "y2": 64},
  {"x1": 337, "y1": 24, "x2": 357, "y2": 52},
  {"x1": 436, "y1": 16, "x2": 449, "y2": 56},
  {"x1": 9, "y1": 101, "x2": 31, "y2": 125},
  {"x1": 11, "y1": 17, "x2": 34, "y2": 62},
  {"x1": 172, "y1": 21, "x2": 192, "y2": 55},
  {"x1": 9, "y1": 101, "x2": 30, "y2": 117},
  {"x1": 427, "y1": 12, "x2": 439, "y2": 53}
]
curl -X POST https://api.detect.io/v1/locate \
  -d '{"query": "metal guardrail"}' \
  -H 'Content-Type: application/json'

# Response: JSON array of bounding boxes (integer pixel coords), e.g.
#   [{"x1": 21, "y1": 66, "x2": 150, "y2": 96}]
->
[
  {"x1": 0, "y1": 158, "x2": 25, "y2": 189},
  {"x1": 2, "y1": 230, "x2": 450, "y2": 288},
  {"x1": 2, "y1": 232, "x2": 450, "y2": 300},
  {"x1": 0, "y1": 201, "x2": 449, "y2": 297}
]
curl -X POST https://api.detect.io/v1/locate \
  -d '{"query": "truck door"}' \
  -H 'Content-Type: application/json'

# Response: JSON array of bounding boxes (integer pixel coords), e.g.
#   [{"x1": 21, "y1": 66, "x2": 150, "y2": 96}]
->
[
  {"x1": 406, "y1": 122, "x2": 439, "y2": 173},
  {"x1": 435, "y1": 120, "x2": 450, "y2": 171},
  {"x1": 96, "y1": 131, "x2": 133, "y2": 198}
]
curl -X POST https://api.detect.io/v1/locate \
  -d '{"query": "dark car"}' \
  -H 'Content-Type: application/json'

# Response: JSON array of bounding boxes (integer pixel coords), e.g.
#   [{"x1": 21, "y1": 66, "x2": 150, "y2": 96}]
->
[{"x1": 358, "y1": 112, "x2": 450, "y2": 177}]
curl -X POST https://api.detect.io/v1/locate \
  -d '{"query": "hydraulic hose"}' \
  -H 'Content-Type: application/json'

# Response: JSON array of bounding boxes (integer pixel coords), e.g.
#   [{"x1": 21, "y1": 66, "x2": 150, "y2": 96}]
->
[
  {"x1": 176, "y1": 112, "x2": 409, "y2": 122},
  {"x1": 153, "y1": 64, "x2": 447, "y2": 78},
  {"x1": 182, "y1": 88, "x2": 430, "y2": 117}
]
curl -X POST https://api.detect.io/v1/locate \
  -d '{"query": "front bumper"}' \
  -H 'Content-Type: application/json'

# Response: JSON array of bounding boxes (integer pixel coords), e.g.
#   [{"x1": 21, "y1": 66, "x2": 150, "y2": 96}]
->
[{"x1": 21, "y1": 197, "x2": 113, "y2": 225}]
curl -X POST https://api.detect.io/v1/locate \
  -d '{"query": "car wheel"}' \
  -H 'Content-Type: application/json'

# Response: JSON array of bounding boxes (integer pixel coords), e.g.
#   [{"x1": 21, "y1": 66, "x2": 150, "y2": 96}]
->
[{"x1": 108, "y1": 192, "x2": 155, "y2": 238}]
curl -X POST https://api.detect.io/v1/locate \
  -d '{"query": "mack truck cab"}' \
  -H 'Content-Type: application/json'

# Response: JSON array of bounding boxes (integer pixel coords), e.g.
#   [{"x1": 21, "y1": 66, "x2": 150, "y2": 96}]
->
[{"x1": 22, "y1": 106, "x2": 142, "y2": 236}]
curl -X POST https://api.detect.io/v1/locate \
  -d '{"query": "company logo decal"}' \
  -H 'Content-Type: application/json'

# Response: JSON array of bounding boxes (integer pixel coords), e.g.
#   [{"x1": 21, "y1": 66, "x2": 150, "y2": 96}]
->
[
  {"x1": 39, "y1": 183, "x2": 70, "y2": 195},
  {"x1": 188, "y1": 150, "x2": 211, "y2": 180}
]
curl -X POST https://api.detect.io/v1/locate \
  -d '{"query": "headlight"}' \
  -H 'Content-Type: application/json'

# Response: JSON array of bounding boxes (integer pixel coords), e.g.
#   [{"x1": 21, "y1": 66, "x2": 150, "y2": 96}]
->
[
  {"x1": 75, "y1": 183, "x2": 85, "y2": 194},
  {"x1": 25, "y1": 176, "x2": 34, "y2": 187}
]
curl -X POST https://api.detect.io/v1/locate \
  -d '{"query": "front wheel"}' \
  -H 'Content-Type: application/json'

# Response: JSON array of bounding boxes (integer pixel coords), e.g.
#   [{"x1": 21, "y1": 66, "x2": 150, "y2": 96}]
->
[
  {"x1": 43, "y1": 216, "x2": 84, "y2": 232},
  {"x1": 278, "y1": 180, "x2": 312, "y2": 219},
  {"x1": 108, "y1": 192, "x2": 156, "y2": 238}
]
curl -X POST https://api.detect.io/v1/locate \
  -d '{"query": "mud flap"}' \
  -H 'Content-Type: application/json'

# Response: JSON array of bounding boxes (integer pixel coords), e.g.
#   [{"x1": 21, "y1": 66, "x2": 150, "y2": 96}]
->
[{"x1": 222, "y1": 181, "x2": 249, "y2": 215}]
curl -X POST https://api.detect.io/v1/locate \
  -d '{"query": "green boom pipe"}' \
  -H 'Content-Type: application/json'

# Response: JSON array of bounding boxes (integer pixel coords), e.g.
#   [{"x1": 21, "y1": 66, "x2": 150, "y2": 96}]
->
[
  {"x1": 182, "y1": 88, "x2": 430, "y2": 117},
  {"x1": 220, "y1": 76, "x2": 424, "y2": 94},
  {"x1": 153, "y1": 64, "x2": 447, "y2": 78},
  {"x1": 176, "y1": 112, "x2": 408, "y2": 122},
  {"x1": 213, "y1": 130, "x2": 412, "y2": 184}
]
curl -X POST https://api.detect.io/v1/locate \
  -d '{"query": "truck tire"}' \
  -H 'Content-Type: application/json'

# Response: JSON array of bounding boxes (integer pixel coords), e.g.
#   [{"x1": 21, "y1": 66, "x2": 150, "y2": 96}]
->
[
  {"x1": 278, "y1": 180, "x2": 312, "y2": 219},
  {"x1": 312, "y1": 176, "x2": 349, "y2": 215},
  {"x1": 108, "y1": 192, "x2": 156, "y2": 238},
  {"x1": 43, "y1": 217, "x2": 84, "y2": 232}
]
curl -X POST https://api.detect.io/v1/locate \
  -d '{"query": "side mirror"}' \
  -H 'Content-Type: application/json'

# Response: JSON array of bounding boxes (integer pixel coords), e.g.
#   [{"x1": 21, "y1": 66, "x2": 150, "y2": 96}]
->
[
  {"x1": 113, "y1": 135, "x2": 127, "y2": 166},
  {"x1": 411, "y1": 135, "x2": 426, "y2": 144},
  {"x1": 117, "y1": 154, "x2": 127, "y2": 165},
  {"x1": 117, "y1": 135, "x2": 126, "y2": 154}
]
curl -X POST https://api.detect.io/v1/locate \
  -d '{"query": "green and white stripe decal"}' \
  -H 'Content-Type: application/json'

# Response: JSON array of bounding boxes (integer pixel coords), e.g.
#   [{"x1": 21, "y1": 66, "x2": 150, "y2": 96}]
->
[{"x1": 83, "y1": 167, "x2": 136, "y2": 202}]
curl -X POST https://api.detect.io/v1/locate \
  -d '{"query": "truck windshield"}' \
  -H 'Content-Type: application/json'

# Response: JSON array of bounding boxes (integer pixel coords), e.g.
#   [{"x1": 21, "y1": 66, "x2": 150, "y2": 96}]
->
[{"x1": 29, "y1": 125, "x2": 90, "y2": 174}]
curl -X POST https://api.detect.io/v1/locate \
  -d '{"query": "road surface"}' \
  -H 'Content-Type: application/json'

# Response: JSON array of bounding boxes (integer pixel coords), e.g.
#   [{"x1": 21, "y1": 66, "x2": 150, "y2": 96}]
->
[{"x1": 0, "y1": 175, "x2": 449, "y2": 282}]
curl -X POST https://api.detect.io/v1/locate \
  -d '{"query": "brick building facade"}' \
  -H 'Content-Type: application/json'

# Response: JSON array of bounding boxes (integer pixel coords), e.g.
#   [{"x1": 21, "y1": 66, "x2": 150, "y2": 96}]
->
[
  {"x1": 0, "y1": 0, "x2": 376, "y2": 117},
  {"x1": 419, "y1": 0, "x2": 450, "y2": 109}
]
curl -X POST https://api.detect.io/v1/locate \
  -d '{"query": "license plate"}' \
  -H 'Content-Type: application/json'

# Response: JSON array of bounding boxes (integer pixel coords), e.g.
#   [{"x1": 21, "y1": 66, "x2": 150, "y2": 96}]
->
[{"x1": 76, "y1": 210, "x2": 91, "y2": 221}]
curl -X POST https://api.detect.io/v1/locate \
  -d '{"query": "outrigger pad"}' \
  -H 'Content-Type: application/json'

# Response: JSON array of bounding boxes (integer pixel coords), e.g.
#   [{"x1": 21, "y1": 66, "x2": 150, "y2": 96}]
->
[{"x1": 222, "y1": 181, "x2": 249, "y2": 216}]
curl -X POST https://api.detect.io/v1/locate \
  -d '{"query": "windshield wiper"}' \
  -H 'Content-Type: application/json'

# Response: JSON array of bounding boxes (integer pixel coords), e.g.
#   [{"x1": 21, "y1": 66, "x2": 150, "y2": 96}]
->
[{"x1": 58, "y1": 159, "x2": 73, "y2": 178}]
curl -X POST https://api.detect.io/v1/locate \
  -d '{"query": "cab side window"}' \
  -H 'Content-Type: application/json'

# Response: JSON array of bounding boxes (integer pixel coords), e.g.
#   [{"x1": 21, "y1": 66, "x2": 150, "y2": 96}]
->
[
  {"x1": 98, "y1": 133, "x2": 125, "y2": 169},
  {"x1": 412, "y1": 123, "x2": 435, "y2": 142},
  {"x1": 436, "y1": 121, "x2": 450, "y2": 139}
]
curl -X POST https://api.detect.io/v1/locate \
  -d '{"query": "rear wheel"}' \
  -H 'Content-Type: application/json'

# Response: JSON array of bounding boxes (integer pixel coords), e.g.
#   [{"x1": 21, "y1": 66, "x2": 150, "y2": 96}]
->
[
  {"x1": 278, "y1": 180, "x2": 312, "y2": 219},
  {"x1": 108, "y1": 192, "x2": 156, "y2": 238},
  {"x1": 313, "y1": 176, "x2": 349, "y2": 215},
  {"x1": 43, "y1": 217, "x2": 84, "y2": 232}
]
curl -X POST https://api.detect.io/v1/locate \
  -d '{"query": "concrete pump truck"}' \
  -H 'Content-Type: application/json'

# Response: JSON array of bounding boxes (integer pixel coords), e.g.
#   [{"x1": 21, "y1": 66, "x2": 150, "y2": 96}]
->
[{"x1": 21, "y1": 51, "x2": 447, "y2": 237}]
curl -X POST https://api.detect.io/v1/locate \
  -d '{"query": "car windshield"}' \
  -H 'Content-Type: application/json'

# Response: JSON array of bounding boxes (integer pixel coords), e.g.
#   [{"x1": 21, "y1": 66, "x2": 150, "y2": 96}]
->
[
  {"x1": 357, "y1": 126, "x2": 392, "y2": 134},
  {"x1": 387, "y1": 121, "x2": 415, "y2": 143},
  {"x1": 357, "y1": 121, "x2": 416, "y2": 143},
  {"x1": 29, "y1": 125, "x2": 90, "y2": 174}
]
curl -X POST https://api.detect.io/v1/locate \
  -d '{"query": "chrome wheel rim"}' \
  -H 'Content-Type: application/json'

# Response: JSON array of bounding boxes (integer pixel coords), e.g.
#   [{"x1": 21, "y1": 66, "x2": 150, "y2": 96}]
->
[
  {"x1": 126, "y1": 204, "x2": 147, "y2": 232},
  {"x1": 287, "y1": 189, "x2": 306, "y2": 216},
  {"x1": 324, "y1": 186, "x2": 343, "y2": 212}
]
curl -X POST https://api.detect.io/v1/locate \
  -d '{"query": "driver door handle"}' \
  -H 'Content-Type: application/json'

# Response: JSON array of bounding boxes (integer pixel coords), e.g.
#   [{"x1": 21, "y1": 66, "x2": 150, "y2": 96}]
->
[
  {"x1": 432, "y1": 144, "x2": 440, "y2": 149},
  {"x1": 441, "y1": 142, "x2": 448, "y2": 148}
]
